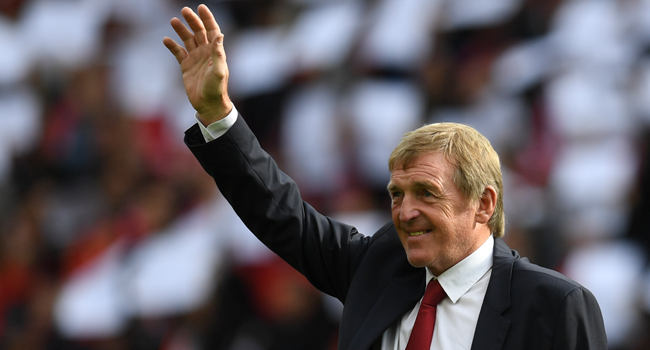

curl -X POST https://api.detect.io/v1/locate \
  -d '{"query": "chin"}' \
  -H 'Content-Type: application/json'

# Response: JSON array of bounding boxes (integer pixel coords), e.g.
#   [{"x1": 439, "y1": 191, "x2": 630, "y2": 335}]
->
[{"x1": 405, "y1": 251, "x2": 433, "y2": 269}]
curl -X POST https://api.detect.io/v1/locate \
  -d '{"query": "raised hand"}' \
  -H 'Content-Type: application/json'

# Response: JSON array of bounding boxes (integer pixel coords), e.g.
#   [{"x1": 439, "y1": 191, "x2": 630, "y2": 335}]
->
[{"x1": 163, "y1": 5, "x2": 232, "y2": 125}]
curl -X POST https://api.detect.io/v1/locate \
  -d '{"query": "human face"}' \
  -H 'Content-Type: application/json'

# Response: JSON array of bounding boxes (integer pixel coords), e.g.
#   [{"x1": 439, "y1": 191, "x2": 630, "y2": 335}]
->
[{"x1": 388, "y1": 152, "x2": 490, "y2": 276}]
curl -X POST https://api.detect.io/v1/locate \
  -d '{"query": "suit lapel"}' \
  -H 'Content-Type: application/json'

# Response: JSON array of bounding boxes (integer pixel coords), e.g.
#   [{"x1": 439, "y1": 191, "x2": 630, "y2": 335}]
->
[
  {"x1": 339, "y1": 226, "x2": 425, "y2": 350},
  {"x1": 471, "y1": 237, "x2": 514, "y2": 350},
  {"x1": 347, "y1": 263, "x2": 424, "y2": 350}
]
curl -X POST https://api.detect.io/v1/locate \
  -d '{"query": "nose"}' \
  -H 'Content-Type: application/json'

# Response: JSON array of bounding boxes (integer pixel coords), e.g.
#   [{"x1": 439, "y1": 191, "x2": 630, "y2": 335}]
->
[{"x1": 398, "y1": 194, "x2": 420, "y2": 223}]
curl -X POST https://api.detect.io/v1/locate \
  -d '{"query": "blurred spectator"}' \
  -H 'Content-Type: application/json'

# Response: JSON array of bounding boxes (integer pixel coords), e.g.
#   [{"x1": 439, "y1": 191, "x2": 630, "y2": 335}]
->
[{"x1": 2, "y1": 0, "x2": 650, "y2": 349}]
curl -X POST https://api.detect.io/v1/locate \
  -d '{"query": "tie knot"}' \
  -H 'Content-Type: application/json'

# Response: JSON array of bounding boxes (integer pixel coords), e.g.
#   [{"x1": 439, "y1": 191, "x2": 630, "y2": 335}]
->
[{"x1": 422, "y1": 279, "x2": 446, "y2": 307}]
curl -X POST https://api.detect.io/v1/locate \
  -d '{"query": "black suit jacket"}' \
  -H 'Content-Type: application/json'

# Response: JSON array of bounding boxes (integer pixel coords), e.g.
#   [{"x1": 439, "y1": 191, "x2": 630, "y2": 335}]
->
[{"x1": 185, "y1": 116, "x2": 607, "y2": 350}]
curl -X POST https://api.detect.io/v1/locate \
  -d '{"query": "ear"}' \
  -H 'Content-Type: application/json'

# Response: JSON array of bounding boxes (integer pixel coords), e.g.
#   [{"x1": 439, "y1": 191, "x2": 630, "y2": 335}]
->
[{"x1": 475, "y1": 186, "x2": 497, "y2": 225}]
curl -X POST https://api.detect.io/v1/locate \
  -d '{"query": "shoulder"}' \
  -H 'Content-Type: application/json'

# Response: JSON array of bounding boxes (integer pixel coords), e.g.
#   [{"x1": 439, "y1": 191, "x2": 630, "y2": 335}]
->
[
  {"x1": 349, "y1": 222, "x2": 400, "y2": 263},
  {"x1": 492, "y1": 238, "x2": 583, "y2": 294},
  {"x1": 509, "y1": 255, "x2": 596, "y2": 307},
  {"x1": 513, "y1": 258, "x2": 579, "y2": 287},
  {"x1": 367, "y1": 222, "x2": 399, "y2": 243},
  {"x1": 483, "y1": 240, "x2": 606, "y2": 347}
]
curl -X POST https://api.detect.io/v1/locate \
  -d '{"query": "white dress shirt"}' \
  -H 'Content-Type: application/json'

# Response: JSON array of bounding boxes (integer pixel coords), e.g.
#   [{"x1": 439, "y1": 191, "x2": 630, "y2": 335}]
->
[
  {"x1": 382, "y1": 236, "x2": 494, "y2": 350},
  {"x1": 195, "y1": 109, "x2": 494, "y2": 349},
  {"x1": 195, "y1": 106, "x2": 240, "y2": 142}
]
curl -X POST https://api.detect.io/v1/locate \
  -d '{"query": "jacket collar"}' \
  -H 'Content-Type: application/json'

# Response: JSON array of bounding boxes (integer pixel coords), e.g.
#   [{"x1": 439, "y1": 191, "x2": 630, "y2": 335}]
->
[{"x1": 470, "y1": 236, "x2": 516, "y2": 350}]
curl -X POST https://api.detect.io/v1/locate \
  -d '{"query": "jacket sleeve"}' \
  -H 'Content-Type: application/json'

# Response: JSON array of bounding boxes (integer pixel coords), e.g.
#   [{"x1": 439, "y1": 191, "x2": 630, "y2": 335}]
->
[
  {"x1": 184, "y1": 116, "x2": 372, "y2": 303},
  {"x1": 552, "y1": 286, "x2": 608, "y2": 350}
]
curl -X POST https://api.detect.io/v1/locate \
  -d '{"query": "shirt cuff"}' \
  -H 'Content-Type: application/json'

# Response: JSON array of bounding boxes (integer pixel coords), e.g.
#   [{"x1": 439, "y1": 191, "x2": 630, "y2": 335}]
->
[{"x1": 195, "y1": 105, "x2": 239, "y2": 142}]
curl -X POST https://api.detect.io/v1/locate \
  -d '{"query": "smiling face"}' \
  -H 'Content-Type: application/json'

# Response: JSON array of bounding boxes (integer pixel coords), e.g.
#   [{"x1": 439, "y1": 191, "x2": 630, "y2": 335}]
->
[{"x1": 388, "y1": 152, "x2": 492, "y2": 276}]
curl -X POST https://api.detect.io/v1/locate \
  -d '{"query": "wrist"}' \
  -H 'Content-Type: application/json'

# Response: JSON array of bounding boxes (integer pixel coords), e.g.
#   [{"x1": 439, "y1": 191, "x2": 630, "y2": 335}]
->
[{"x1": 196, "y1": 99, "x2": 233, "y2": 126}]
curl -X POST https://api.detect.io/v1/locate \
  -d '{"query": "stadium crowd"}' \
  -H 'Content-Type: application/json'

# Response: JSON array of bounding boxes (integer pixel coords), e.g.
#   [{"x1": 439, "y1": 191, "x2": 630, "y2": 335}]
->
[{"x1": 1, "y1": 0, "x2": 650, "y2": 349}]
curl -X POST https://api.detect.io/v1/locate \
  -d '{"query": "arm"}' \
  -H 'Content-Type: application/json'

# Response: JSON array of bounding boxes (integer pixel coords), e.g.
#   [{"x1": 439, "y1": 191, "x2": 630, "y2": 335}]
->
[
  {"x1": 185, "y1": 116, "x2": 370, "y2": 301},
  {"x1": 552, "y1": 287, "x2": 608, "y2": 350},
  {"x1": 167, "y1": 5, "x2": 371, "y2": 302}
]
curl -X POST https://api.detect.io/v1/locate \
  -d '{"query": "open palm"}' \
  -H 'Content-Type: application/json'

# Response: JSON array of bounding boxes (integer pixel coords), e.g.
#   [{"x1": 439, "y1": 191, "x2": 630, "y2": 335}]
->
[{"x1": 163, "y1": 5, "x2": 232, "y2": 124}]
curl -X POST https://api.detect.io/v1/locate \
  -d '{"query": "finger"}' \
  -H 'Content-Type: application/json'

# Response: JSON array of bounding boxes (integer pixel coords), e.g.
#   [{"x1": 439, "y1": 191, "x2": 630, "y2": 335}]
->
[
  {"x1": 210, "y1": 32, "x2": 227, "y2": 77},
  {"x1": 182, "y1": 7, "x2": 208, "y2": 45},
  {"x1": 170, "y1": 17, "x2": 198, "y2": 51},
  {"x1": 198, "y1": 4, "x2": 222, "y2": 43},
  {"x1": 163, "y1": 37, "x2": 188, "y2": 64}
]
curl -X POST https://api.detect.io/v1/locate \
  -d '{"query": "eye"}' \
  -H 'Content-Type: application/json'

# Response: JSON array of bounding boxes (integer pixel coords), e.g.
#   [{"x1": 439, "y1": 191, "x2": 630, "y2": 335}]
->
[
  {"x1": 423, "y1": 189, "x2": 433, "y2": 197},
  {"x1": 391, "y1": 191, "x2": 402, "y2": 198}
]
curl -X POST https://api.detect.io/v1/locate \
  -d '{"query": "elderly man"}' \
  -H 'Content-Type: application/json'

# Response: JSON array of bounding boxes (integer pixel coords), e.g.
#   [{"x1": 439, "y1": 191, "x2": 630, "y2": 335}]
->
[{"x1": 164, "y1": 5, "x2": 607, "y2": 350}]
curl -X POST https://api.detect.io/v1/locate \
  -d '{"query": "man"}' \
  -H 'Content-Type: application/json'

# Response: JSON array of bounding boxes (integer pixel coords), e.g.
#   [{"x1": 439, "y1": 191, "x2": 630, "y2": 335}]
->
[{"x1": 164, "y1": 5, "x2": 607, "y2": 350}]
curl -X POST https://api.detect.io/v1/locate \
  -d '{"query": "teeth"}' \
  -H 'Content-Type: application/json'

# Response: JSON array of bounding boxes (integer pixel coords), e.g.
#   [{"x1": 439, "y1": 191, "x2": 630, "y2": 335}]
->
[{"x1": 410, "y1": 231, "x2": 426, "y2": 236}]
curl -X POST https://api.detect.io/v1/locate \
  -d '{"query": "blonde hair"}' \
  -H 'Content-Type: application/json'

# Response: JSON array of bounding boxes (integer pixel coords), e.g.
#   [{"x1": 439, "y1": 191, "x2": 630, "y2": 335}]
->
[{"x1": 388, "y1": 122, "x2": 505, "y2": 237}]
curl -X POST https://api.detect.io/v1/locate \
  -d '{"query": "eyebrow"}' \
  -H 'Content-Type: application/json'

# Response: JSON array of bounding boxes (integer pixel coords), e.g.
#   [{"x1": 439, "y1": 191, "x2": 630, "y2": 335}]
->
[
  {"x1": 386, "y1": 181, "x2": 441, "y2": 193},
  {"x1": 413, "y1": 180, "x2": 437, "y2": 190}
]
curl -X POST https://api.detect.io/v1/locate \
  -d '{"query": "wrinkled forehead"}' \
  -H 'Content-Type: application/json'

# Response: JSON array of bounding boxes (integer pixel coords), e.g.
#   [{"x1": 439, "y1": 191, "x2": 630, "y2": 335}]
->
[{"x1": 388, "y1": 152, "x2": 458, "y2": 187}]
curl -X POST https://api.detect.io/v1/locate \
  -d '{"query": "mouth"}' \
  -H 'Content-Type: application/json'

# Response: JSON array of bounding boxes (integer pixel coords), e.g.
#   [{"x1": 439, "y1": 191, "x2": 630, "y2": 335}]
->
[{"x1": 408, "y1": 230, "x2": 432, "y2": 236}]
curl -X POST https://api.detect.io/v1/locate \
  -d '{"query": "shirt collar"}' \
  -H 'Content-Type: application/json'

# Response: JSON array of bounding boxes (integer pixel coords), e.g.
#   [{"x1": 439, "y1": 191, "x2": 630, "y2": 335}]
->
[{"x1": 427, "y1": 235, "x2": 494, "y2": 303}]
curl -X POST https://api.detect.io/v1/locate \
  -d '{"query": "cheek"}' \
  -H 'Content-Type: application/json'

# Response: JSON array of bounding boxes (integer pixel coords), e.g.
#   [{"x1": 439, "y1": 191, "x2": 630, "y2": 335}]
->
[
  {"x1": 427, "y1": 200, "x2": 455, "y2": 221},
  {"x1": 438, "y1": 203, "x2": 455, "y2": 220},
  {"x1": 391, "y1": 201, "x2": 404, "y2": 221}
]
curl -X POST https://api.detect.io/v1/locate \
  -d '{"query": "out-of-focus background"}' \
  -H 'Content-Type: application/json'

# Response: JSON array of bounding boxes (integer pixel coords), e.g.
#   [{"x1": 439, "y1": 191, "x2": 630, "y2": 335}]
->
[{"x1": 1, "y1": 0, "x2": 650, "y2": 349}]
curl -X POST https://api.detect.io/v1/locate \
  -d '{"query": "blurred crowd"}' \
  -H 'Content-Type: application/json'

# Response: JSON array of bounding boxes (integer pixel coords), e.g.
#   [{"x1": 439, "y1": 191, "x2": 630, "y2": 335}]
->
[{"x1": 2, "y1": 0, "x2": 650, "y2": 349}]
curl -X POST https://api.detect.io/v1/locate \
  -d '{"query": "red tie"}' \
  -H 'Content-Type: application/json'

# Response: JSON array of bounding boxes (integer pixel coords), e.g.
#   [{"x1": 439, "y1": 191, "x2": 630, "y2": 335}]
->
[{"x1": 405, "y1": 279, "x2": 447, "y2": 350}]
